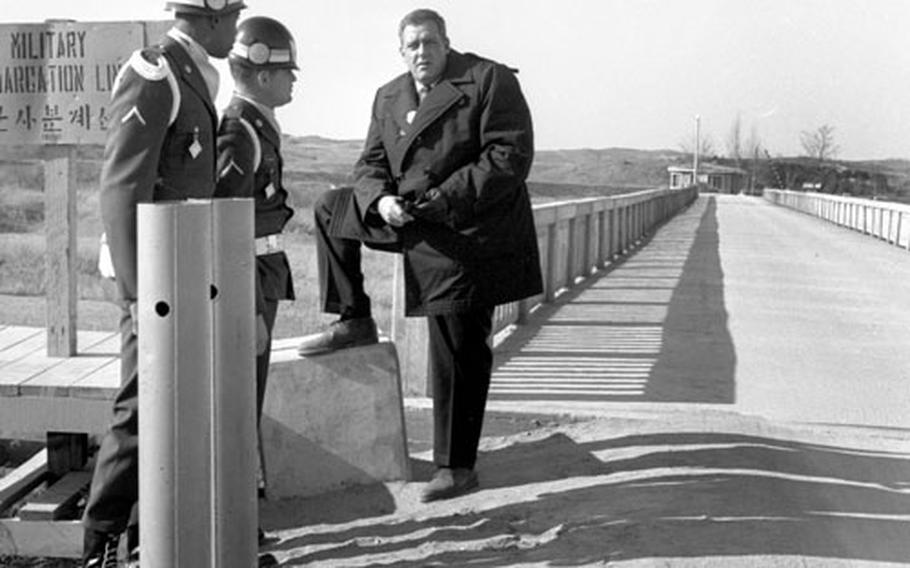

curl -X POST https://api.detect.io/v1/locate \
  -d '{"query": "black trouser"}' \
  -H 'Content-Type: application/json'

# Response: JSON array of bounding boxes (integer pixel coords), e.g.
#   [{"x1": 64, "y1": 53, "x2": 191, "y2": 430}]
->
[
  {"x1": 315, "y1": 189, "x2": 495, "y2": 469},
  {"x1": 83, "y1": 297, "x2": 277, "y2": 536},
  {"x1": 428, "y1": 307, "x2": 494, "y2": 469},
  {"x1": 256, "y1": 297, "x2": 279, "y2": 423},
  {"x1": 83, "y1": 304, "x2": 139, "y2": 535},
  {"x1": 315, "y1": 189, "x2": 371, "y2": 318}
]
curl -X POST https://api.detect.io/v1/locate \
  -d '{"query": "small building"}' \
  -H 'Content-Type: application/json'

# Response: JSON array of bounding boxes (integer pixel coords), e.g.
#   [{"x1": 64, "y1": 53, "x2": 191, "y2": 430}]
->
[{"x1": 668, "y1": 163, "x2": 747, "y2": 193}]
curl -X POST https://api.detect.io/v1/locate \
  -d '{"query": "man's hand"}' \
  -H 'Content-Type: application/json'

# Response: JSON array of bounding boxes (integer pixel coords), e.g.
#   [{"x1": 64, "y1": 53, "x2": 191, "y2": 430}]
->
[
  {"x1": 411, "y1": 188, "x2": 449, "y2": 224},
  {"x1": 377, "y1": 195, "x2": 414, "y2": 227},
  {"x1": 256, "y1": 314, "x2": 269, "y2": 356}
]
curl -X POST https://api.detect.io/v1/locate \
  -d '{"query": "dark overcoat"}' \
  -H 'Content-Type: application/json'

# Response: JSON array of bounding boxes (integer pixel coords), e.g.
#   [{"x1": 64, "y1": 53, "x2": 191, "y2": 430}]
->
[
  {"x1": 329, "y1": 50, "x2": 543, "y2": 315},
  {"x1": 215, "y1": 96, "x2": 295, "y2": 315}
]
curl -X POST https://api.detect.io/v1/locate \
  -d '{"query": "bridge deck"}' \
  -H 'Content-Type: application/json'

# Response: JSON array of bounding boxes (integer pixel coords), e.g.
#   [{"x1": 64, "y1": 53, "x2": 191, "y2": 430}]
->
[{"x1": 490, "y1": 194, "x2": 910, "y2": 431}]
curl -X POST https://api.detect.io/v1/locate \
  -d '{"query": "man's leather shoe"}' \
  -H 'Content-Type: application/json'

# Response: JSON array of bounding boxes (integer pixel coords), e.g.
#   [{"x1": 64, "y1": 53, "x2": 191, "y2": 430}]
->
[
  {"x1": 259, "y1": 553, "x2": 278, "y2": 567},
  {"x1": 297, "y1": 317, "x2": 379, "y2": 356},
  {"x1": 420, "y1": 467, "x2": 479, "y2": 502}
]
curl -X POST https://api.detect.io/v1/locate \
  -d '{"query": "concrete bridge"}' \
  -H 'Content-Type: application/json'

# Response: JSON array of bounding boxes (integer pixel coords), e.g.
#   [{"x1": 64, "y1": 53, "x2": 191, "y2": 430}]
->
[
  {"x1": 3, "y1": 189, "x2": 909, "y2": 565},
  {"x1": 487, "y1": 192, "x2": 910, "y2": 431}
]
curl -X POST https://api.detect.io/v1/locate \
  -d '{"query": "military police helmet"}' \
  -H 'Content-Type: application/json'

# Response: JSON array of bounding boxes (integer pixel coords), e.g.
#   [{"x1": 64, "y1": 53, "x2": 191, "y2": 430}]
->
[
  {"x1": 229, "y1": 16, "x2": 299, "y2": 70},
  {"x1": 165, "y1": 0, "x2": 245, "y2": 16}
]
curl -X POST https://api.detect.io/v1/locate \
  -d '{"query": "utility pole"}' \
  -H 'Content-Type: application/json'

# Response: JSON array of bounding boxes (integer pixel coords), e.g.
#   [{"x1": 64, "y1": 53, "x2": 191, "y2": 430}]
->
[{"x1": 692, "y1": 114, "x2": 701, "y2": 189}]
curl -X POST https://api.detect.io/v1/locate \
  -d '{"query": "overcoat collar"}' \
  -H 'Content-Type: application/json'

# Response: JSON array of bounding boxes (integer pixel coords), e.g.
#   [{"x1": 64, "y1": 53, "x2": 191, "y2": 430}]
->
[
  {"x1": 386, "y1": 50, "x2": 476, "y2": 173},
  {"x1": 161, "y1": 35, "x2": 217, "y2": 119}
]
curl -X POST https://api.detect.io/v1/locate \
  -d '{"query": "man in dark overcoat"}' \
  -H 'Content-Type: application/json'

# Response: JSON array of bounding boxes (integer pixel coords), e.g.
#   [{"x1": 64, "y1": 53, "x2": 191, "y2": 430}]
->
[
  {"x1": 83, "y1": 1, "x2": 244, "y2": 565},
  {"x1": 297, "y1": 8, "x2": 542, "y2": 502}
]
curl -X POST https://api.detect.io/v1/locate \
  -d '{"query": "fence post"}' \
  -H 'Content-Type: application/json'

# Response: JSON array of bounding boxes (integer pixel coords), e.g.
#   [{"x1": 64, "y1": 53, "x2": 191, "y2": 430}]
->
[
  {"x1": 391, "y1": 256, "x2": 430, "y2": 396},
  {"x1": 44, "y1": 146, "x2": 78, "y2": 356}
]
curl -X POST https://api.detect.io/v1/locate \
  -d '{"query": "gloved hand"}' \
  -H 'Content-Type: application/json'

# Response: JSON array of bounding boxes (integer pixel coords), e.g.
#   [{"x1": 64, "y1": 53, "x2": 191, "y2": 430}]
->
[
  {"x1": 410, "y1": 188, "x2": 449, "y2": 224},
  {"x1": 377, "y1": 195, "x2": 414, "y2": 227}
]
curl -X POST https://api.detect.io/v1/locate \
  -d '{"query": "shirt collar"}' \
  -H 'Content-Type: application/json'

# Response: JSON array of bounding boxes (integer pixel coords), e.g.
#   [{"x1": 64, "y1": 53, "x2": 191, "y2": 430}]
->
[{"x1": 167, "y1": 27, "x2": 219, "y2": 100}]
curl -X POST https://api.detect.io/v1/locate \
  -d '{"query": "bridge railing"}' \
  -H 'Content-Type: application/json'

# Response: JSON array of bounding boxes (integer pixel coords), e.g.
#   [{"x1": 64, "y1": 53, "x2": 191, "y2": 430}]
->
[
  {"x1": 764, "y1": 189, "x2": 910, "y2": 250},
  {"x1": 391, "y1": 186, "x2": 698, "y2": 396}
]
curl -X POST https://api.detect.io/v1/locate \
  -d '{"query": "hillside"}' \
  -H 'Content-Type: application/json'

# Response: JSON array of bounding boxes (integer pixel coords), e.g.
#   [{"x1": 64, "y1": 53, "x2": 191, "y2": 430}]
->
[{"x1": 4, "y1": 136, "x2": 910, "y2": 215}]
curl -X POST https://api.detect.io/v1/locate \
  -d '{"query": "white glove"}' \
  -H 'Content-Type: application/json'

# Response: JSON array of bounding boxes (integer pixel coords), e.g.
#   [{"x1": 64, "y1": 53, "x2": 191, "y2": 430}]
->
[{"x1": 98, "y1": 233, "x2": 116, "y2": 280}]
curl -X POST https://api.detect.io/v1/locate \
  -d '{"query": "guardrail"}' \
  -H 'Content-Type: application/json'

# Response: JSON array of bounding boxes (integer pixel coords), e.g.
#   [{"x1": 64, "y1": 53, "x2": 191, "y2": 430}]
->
[
  {"x1": 764, "y1": 189, "x2": 910, "y2": 250},
  {"x1": 391, "y1": 186, "x2": 699, "y2": 396}
]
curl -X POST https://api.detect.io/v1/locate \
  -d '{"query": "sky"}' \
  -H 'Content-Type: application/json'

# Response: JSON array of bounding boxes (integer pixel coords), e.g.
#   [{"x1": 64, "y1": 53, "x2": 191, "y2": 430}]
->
[{"x1": 6, "y1": 0, "x2": 910, "y2": 160}]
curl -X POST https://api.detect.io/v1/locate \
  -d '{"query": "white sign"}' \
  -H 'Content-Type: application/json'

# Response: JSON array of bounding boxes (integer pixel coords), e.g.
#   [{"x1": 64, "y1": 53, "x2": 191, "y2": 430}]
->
[{"x1": 0, "y1": 20, "x2": 170, "y2": 146}]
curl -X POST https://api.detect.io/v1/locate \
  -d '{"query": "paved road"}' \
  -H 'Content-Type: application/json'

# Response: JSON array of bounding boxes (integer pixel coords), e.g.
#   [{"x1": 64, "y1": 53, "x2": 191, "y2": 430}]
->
[
  {"x1": 266, "y1": 194, "x2": 910, "y2": 568},
  {"x1": 489, "y1": 193, "x2": 910, "y2": 432},
  {"x1": 719, "y1": 194, "x2": 910, "y2": 429}
]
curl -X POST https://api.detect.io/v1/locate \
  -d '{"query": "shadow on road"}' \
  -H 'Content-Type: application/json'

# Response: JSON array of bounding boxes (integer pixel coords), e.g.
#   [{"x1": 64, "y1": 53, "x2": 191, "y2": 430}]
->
[
  {"x1": 267, "y1": 426, "x2": 910, "y2": 566},
  {"x1": 490, "y1": 196, "x2": 736, "y2": 404}
]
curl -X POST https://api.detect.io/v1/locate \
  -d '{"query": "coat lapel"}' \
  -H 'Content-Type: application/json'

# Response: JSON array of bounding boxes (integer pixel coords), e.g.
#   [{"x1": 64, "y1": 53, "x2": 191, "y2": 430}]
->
[
  {"x1": 162, "y1": 37, "x2": 217, "y2": 119},
  {"x1": 390, "y1": 52, "x2": 474, "y2": 174},
  {"x1": 390, "y1": 80, "x2": 419, "y2": 137}
]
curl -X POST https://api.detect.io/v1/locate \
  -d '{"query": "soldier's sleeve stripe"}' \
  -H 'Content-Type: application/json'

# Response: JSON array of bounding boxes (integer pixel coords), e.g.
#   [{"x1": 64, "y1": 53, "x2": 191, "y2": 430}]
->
[
  {"x1": 219, "y1": 159, "x2": 245, "y2": 179},
  {"x1": 237, "y1": 117, "x2": 262, "y2": 171},
  {"x1": 122, "y1": 106, "x2": 147, "y2": 126}
]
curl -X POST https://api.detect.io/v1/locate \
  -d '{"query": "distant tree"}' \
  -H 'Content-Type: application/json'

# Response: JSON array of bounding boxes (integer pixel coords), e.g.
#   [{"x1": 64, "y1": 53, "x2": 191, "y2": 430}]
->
[
  {"x1": 743, "y1": 125, "x2": 764, "y2": 193},
  {"x1": 800, "y1": 124, "x2": 839, "y2": 162},
  {"x1": 726, "y1": 113, "x2": 743, "y2": 166},
  {"x1": 679, "y1": 134, "x2": 715, "y2": 160}
]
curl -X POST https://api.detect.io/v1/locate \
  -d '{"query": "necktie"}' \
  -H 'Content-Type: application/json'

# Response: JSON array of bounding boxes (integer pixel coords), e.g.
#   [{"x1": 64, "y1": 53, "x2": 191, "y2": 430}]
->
[{"x1": 418, "y1": 84, "x2": 430, "y2": 103}]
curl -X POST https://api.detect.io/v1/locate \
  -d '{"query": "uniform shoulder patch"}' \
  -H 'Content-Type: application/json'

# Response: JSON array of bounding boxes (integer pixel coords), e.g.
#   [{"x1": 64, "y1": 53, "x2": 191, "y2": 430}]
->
[{"x1": 127, "y1": 48, "x2": 170, "y2": 81}]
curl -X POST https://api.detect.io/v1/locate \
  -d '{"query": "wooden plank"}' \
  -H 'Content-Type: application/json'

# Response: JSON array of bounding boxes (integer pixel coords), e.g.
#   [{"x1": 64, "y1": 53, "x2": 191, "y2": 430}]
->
[
  {"x1": 0, "y1": 326, "x2": 43, "y2": 349},
  {"x1": 0, "y1": 333, "x2": 50, "y2": 396},
  {"x1": 1, "y1": 331, "x2": 116, "y2": 397},
  {"x1": 0, "y1": 449, "x2": 48, "y2": 515},
  {"x1": 17, "y1": 471, "x2": 92, "y2": 521},
  {"x1": 0, "y1": 518, "x2": 82, "y2": 558},
  {"x1": 46, "y1": 433, "x2": 88, "y2": 476},
  {"x1": 67, "y1": 360, "x2": 121, "y2": 399},
  {"x1": 82, "y1": 331, "x2": 120, "y2": 355},
  {"x1": 0, "y1": 330, "x2": 46, "y2": 364},
  {"x1": 18, "y1": 355, "x2": 120, "y2": 398},
  {"x1": 0, "y1": 397, "x2": 114, "y2": 441},
  {"x1": 44, "y1": 146, "x2": 79, "y2": 356}
]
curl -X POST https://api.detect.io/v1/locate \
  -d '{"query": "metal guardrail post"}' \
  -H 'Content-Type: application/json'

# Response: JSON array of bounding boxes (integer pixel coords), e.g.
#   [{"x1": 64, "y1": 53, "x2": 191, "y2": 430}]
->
[{"x1": 137, "y1": 199, "x2": 256, "y2": 568}]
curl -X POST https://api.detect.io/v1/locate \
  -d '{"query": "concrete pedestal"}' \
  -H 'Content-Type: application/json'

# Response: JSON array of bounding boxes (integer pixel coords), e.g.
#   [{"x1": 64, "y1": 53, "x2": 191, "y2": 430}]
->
[{"x1": 260, "y1": 340, "x2": 411, "y2": 499}]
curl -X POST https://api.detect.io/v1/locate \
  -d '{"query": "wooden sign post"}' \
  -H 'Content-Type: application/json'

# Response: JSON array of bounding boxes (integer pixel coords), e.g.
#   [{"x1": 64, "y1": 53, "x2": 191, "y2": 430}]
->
[{"x1": 0, "y1": 19, "x2": 170, "y2": 356}]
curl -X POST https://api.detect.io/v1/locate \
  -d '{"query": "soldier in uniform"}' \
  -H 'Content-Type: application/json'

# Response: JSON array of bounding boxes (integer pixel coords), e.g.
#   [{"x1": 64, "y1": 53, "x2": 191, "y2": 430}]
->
[
  {"x1": 83, "y1": 1, "x2": 245, "y2": 565},
  {"x1": 214, "y1": 15, "x2": 297, "y2": 473}
]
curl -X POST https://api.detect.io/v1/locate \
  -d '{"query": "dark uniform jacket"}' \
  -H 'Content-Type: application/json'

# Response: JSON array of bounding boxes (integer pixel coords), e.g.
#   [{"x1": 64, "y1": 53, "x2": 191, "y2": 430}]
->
[
  {"x1": 215, "y1": 96, "x2": 295, "y2": 315},
  {"x1": 329, "y1": 50, "x2": 543, "y2": 315},
  {"x1": 99, "y1": 35, "x2": 219, "y2": 307}
]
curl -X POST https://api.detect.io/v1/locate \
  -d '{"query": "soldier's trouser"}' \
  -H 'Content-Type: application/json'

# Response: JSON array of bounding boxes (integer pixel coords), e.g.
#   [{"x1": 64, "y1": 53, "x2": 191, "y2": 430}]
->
[
  {"x1": 83, "y1": 304, "x2": 139, "y2": 535},
  {"x1": 83, "y1": 295, "x2": 276, "y2": 538},
  {"x1": 256, "y1": 297, "x2": 279, "y2": 423},
  {"x1": 427, "y1": 308, "x2": 494, "y2": 470}
]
